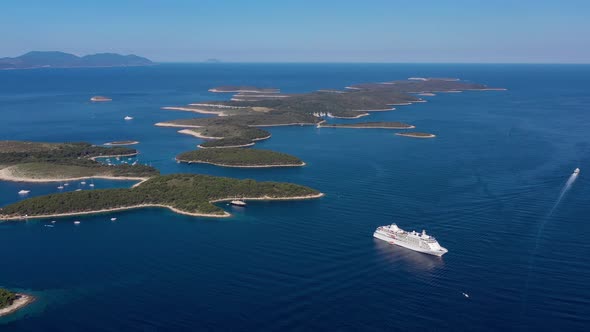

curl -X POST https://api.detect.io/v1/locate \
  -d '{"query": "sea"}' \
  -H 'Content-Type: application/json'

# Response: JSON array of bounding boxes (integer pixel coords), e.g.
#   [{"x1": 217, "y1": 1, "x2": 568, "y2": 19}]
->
[{"x1": 0, "y1": 64, "x2": 589, "y2": 331}]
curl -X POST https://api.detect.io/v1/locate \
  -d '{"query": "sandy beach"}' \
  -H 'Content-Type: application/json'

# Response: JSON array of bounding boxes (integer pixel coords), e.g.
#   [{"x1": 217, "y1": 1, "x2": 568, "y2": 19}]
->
[
  {"x1": 177, "y1": 129, "x2": 222, "y2": 139},
  {"x1": 328, "y1": 113, "x2": 370, "y2": 119},
  {"x1": 0, "y1": 294, "x2": 35, "y2": 317}
]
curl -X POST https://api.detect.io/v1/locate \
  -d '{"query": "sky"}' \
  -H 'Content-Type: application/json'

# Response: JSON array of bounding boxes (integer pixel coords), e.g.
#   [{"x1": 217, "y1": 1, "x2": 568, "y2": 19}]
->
[{"x1": 1, "y1": 0, "x2": 589, "y2": 63}]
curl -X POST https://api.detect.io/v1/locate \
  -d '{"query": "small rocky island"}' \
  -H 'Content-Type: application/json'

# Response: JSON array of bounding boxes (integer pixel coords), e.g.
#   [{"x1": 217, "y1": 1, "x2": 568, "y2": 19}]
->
[
  {"x1": 318, "y1": 121, "x2": 415, "y2": 129},
  {"x1": 396, "y1": 132, "x2": 437, "y2": 138},
  {"x1": 104, "y1": 140, "x2": 140, "y2": 146},
  {"x1": 90, "y1": 96, "x2": 112, "y2": 102},
  {"x1": 0, "y1": 174, "x2": 322, "y2": 219},
  {"x1": 0, "y1": 288, "x2": 34, "y2": 317},
  {"x1": 0, "y1": 141, "x2": 158, "y2": 182},
  {"x1": 177, "y1": 148, "x2": 305, "y2": 167}
]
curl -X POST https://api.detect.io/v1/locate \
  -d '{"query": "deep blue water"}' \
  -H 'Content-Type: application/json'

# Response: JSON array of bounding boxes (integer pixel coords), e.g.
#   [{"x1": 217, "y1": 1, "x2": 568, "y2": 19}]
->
[{"x1": 1, "y1": 64, "x2": 589, "y2": 331}]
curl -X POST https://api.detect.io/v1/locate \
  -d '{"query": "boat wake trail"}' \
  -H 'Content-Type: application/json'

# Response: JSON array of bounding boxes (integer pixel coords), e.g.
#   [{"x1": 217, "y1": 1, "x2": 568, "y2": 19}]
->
[{"x1": 521, "y1": 169, "x2": 579, "y2": 316}]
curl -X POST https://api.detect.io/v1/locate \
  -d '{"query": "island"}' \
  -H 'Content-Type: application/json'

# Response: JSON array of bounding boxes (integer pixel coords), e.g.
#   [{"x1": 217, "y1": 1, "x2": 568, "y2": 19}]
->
[
  {"x1": 0, "y1": 174, "x2": 323, "y2": 219},
  {"x1": 0, "y1": 51, "x2": 153, "y2": 70},
  {"x1": 104, "y1": 140, "x2": 140, "y2": 146},
  {"x1": 0, "y1": 141, "x2": 158, "y2": 182},
  {"x1": 157, "y1": 78, "x2": 503, "y2": 162},
  {"x1": 395, "y1": 132, "x2": 437, "y2": 138},
  {"x1": 0, "y1": 288, "x2": 34, "y2": 317},
  {"x1": 176, "y1": 148, "x2": 305, "y2": 167},
  {"x1": 90, "y1": 96, "x2": 112, "y2": 102},
  {"x1": 177, "y1": 125, "x2": 271, "y2": 148},
  {"x1": 318, "y1": 121, "x2": 415, "y2": 129}
]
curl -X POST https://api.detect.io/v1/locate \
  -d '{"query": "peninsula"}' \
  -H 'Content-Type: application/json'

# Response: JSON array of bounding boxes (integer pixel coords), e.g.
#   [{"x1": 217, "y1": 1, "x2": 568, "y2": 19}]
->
[
  {"x1": 177, "y1": 148, "x2": 305, "y2": 167},
  {"x1": 0, "y1": 174, "x2": 322, "y2": 219},
  {"x1": 177, "y1": 125, "x2": 271, "y2": 148},
  {"x1": 0, "y1": 288, "x2": 34, "y2": 318},
  {"x1": 0, "y1": 51, "x2": 153, "y2": 70},
  {"x1": 0, "y1": 141, "x2": 158, "y2": 182}
]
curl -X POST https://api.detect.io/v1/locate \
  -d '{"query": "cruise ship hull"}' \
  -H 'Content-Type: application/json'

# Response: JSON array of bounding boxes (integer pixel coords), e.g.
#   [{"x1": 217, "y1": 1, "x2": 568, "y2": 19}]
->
[{"x1": 373, "y1": 231, "x2": 447, "y2": 256}]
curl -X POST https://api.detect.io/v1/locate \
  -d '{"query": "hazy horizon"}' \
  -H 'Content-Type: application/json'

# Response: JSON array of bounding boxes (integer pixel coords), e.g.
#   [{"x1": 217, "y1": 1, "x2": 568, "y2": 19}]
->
[{"x1": 2, "y1": 0, "x2": 589, "y2": 64}]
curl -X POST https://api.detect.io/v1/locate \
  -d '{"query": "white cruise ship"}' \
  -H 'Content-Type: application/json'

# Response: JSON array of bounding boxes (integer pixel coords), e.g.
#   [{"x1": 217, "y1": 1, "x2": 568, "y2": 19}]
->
[{"x1": 374, "y1": 223, "x2": 448, "y2": 256}]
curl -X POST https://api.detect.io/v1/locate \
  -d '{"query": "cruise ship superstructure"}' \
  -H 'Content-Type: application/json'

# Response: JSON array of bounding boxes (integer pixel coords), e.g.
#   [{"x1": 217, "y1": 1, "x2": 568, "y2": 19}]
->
[{"x1": 373, "y1": 223, "x2": 448, "y2": 256}]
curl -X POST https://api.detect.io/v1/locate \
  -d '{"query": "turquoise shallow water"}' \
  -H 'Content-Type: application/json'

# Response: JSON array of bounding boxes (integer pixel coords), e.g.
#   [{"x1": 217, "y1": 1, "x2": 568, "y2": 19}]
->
[{"x1": 1, "y1": 64, "x2": 589, "y2": 331}]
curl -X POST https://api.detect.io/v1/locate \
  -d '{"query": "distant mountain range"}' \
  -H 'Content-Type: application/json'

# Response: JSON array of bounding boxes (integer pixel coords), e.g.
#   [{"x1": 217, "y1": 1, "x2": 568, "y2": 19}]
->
[{"x1": 0, "y1": 51, "x2": 154, "y2": 69}]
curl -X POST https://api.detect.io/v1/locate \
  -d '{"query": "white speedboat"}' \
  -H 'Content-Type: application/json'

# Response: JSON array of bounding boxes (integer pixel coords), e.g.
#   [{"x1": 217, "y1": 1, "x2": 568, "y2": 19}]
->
[
  {"x1": 573, "y1": 167, "x2": 580, "y2": 175},
  {"x1": 124, "y1": 116, "x2": 134, "y2": 120},
  {"x1": 74, "y1": 221, "x2": 81, "y2": 225},
  {"x1": 18, "y1": 190, "x2": 30, "y2": 195},
  {"x1": 374, "y1": 223, "x2": 448, "y2": 256},
  {"x1": 230, "y1": 200, "x2": 247, "y2": 207},
  {"x1": 110, "y1": 217, "x2": 117, "y2": 221}
]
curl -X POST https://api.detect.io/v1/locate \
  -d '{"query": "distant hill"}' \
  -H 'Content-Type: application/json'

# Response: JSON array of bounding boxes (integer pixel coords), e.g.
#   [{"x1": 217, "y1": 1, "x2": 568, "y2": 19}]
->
[{"x1": 0, "y1": 51, "x2": 154, "y2": 69}]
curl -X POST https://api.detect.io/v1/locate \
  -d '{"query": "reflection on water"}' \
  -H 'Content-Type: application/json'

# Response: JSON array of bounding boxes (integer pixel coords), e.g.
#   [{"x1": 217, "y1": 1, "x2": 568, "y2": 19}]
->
[{"x1": 373, "y1": 239, "x2": 444, "y2": 272}]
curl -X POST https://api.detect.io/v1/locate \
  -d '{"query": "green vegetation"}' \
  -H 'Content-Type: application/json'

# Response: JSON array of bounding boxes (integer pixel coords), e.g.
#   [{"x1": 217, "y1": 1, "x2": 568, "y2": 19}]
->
[
  {"x1": 177, "y1": 148, "x2": 304, "y2": 167},
  {"x1": 189, "y1": 125, "x2": 270, "y2": 148},
  {"x1": 0, "y1": 141, "x2": 158, "y2": 180},
  {"x1": 0, "y1": 288, "x2": 17, "y2": 309},
  {"x1": 199, "y1": 137, "x2": 254, "y2": 148},
  {"x1": 319, "y1": 121, "x2": 414, "y2": 129},
  {"x1": 0, "y1": 174, "x2": 321, "y2": 218},
  {"x1": 162, "y1": 112, "x2": 319, "y2": 128},
  {"x1": 196, "y1": 125, "x2": 270, "y2": 140}
]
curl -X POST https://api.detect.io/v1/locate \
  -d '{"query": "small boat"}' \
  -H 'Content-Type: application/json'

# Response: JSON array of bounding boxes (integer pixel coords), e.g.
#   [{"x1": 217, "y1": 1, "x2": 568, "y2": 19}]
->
[
  {"x1": 44, "y1": 224, "x2": 55, "y2": 228},
  {"x1": 51, "y1": 220, "x2": 56, "y2": 224},
  {"x1": 124, "y1": 116, "x2": 134, "y2": 120},
  {"x1": 18, "y1": 190, "x2": 30, "y2": 195},
  {"x1": 573, "y1": 167, "x2": 580, "y2": 175},
  {"x1": 74, "y1": 221, "x2": 81, "y2": 225},
  {"x1": 75, "y1": 189, "x2": 82, "y2": 191},
  {"x1": 230, "y1": 200, "x2": 247, "y2": 207},
  {"x1": 462, "y1": 292, "x2": 470, "y2": 298},
  {"x1": 57, "y1": 185, "x2": 64, "y2": 190},
  {"x1": 110, "y1": 217, "x2": 117, "y2": 221},
  {"x1": 80, "y1": 181, "x2": 86, "y2": 185},
  {"x1": 63, "y1": 183, "x2": 69, "y2": 186}
]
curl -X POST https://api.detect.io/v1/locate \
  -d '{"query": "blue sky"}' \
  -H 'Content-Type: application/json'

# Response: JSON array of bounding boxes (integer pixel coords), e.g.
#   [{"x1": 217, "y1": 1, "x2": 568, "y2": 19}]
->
[{"x1": 1, "y1": 0, "x2": 588, "y2": 63}]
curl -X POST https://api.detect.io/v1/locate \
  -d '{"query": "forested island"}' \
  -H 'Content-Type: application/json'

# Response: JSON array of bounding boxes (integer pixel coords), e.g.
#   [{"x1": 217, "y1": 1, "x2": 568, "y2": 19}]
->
[
  {"x1": 0, "y1": 288, "x2": 34, "y2": 317},
  {"x1": 177, "y1": 148, "x2": 305, "y2": 167},
  {"x1": 0, "y1": 141, "x2": 158, "y2": 182},
  {"x1": 159, "y1": 78, "x2": 502, "y2": 141},
  {"x1": 0, "y1": 174, "x2": 322, "y2": 219}
]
